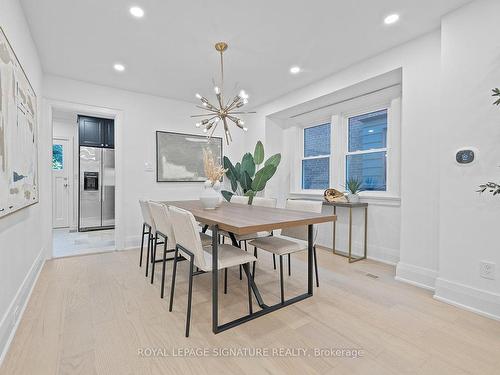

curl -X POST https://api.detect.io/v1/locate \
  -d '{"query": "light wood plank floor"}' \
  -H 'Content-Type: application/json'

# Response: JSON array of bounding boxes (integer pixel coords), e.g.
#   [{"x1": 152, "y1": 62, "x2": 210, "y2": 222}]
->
[{"x1": 1, "y1": 247, "x2": 499, "y2": 375}]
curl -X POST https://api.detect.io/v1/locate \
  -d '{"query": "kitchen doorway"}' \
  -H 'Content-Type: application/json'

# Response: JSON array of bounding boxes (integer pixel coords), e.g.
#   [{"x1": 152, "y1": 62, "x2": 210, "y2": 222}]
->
[{"x1": 51, "y1": 108, "x2": 116, "y2": 258}]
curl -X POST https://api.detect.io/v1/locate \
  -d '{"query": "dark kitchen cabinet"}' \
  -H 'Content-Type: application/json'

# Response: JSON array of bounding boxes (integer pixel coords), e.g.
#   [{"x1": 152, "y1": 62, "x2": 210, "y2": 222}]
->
[
  {"x1": 103, "y1": 119, "x2": 114, "y2": 148},
  {"x1": 78, "y1": 116, "x2": 114, "y2": 148}
]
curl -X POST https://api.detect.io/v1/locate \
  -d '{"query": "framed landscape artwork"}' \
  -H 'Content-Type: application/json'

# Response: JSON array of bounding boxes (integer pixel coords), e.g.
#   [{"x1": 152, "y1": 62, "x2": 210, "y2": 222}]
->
[
  {"x1": 0, "y1": 27, "x2": 39, "y2": 218},
  {"x1": 156, "y1": 131, "x2": 222, "y2": 182}
]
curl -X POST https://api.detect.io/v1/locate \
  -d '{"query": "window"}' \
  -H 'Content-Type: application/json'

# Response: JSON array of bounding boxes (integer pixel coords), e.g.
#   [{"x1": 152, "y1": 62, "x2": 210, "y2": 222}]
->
[
  {"x1": 52, "y1": 144, "x2": 63, "y2": 170},
  {"x1": 346, "y1": 109, "x2": 387, "y2": 191},
  {"x1": 302, "y1": 123, "x2": 330, "y2": 189}
]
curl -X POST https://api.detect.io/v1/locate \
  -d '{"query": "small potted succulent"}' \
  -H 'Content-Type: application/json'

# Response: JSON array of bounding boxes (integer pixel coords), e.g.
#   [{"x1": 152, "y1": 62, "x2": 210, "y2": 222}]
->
[
  {"x1": 345, "y1": 177, "x2": 363, "y2": 203},
  {"x1": 200, "y1": 148, "x2": 227, "y2": 209}
]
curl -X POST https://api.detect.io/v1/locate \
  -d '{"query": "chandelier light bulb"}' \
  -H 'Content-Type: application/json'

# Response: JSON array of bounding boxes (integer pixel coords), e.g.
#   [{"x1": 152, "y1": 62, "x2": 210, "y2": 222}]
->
[
  {"x1": 195, "y1": 122, "x2": 201, "y2": 127},
  {"x1": 214, "y1": 86, "x2": 220, "y2": 94},
  {"x1": 243, "y1": 127, "x2": 248, "y2": 132},
  {"x1": 239, "y1": 90, "x2": 249, "y2": 99},
  {"x1": 238, "y1": 119, "x2": 245, "y2": 125},
  {"x1": 203, "y1": 128, "x2": 208, "y2": 133},
  {"x1": 243, "y1": 98, "x2": 249, "y2": 104}
]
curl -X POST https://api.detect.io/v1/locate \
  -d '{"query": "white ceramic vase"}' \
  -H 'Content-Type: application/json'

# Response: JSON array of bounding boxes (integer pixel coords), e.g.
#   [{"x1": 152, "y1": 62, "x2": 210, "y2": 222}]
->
[
  {"x1": 200, "y1": 180, "x2": 220, "y2": 210},
  {"x1": 347, "y1": 193, "x2": 360, "y2": 203}
]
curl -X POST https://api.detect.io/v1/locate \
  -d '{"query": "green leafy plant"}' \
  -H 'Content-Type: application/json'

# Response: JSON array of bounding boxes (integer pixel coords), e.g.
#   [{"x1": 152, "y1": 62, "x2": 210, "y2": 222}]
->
[
  {"x1": 345, "y1": 177, "x2": 363, "y2": 195},
  {"x1": 493, "y1": 88, "x2": 500, "y2": 106},
  {"x1": 222, "y1": 140, "x2": 281, "y2": 204},
  {"x1": 477, "y1": 182, "x2": 500, "y2": 196},
  {"x1": 478, "y1": 88, "x2": 500, "y2": 197}
]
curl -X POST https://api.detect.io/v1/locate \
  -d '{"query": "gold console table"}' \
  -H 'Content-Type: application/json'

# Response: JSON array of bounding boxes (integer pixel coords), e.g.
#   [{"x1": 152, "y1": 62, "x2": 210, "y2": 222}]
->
[{"x1": 323, "y1": 201, "x2": 368, "y2": 263}]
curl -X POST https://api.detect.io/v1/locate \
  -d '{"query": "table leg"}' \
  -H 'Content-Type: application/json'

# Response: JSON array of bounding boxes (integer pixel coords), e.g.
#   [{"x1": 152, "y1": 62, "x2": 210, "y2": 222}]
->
[
  {"x1": 212, "y1": 228, "x2": 315, "y2": 334},
  {"x1": 308, "y1": 224, "x2": 313, "y2": 295},
  {"x1": 332, "y1": 206, "x2": 337, "y2": 253},
  {"x1": 211, "y1": 225, "x2": 218, "y2": 333},
  {"x1": 364, "y1": 207, "x2": 368, "y2": 259},
  {"x1": 348, "y1": 207, "x2": 352, "y2": 260}
]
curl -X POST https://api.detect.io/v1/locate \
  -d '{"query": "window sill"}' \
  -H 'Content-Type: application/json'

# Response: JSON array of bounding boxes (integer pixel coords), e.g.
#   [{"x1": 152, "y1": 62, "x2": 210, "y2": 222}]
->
[{"x1": 289, "y1": 191, "x2": 401, "y2": 207}]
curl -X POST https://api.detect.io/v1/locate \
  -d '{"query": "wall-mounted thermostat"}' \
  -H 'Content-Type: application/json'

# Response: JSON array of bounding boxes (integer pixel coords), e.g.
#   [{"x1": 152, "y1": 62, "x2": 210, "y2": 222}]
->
[{"x1": 455, "y1": 148, "x2": 478, "y2": 165}]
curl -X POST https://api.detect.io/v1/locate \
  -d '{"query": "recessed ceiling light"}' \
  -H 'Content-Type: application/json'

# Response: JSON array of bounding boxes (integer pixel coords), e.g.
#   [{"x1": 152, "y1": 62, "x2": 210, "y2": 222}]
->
[
  {"x1": 113, "y1": 63, "x2": 125, "y2": 72},
  {"x1": 130, "y1": 6, "x2": 145, "y2": 18},
  {"x1": 384, "y1": 14, "x2": 399, "y2": 25},
  {"x1": 290, "y1": 66, "x2": 301, "y2": 74}
]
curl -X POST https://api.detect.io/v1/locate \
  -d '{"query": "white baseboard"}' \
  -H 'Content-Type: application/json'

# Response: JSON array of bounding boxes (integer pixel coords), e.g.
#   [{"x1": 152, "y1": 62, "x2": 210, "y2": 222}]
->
[
  {"x1": 395, "y1": 262, "x2": 438, "y2": 291},
  {"x1": 0, "y1": 247, "x2": 45, "y2": 366},
  {"x1": 434, "y1": 278, "x2": 500, "y2": 321},
  {"x1": 124, "y1": 235, "x2": 141, "y2": 250},
  {"x1": 366, "y1": 244, "x2": 399, "y2": 265}
]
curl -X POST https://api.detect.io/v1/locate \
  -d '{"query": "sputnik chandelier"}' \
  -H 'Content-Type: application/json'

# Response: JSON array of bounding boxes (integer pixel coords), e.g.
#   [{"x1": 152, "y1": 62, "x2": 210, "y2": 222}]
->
[{"x1": 192, "y1": 42, "x2": 255, "y2": 144}]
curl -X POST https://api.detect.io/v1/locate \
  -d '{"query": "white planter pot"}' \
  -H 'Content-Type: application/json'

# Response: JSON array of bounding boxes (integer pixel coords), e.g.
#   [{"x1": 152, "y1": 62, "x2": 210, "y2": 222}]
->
[
  {"x1": 200, "y1": 181, "x2": 220, "y2": 210},
  {"x1": 347, "y1": 193, "x2": 360, "y2": 203}
]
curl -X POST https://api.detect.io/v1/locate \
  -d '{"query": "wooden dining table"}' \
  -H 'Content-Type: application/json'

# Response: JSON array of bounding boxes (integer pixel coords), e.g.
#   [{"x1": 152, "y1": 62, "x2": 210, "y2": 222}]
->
[{"x1": 163, "y1": 200, "x2": 336, "y2": 334}]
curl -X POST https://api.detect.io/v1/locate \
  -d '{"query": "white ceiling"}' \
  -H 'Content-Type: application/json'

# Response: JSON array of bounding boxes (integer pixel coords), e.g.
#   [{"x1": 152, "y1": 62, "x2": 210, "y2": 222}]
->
[{"x1": 21, "y1": 0, "x2": 470, "y2": 107}]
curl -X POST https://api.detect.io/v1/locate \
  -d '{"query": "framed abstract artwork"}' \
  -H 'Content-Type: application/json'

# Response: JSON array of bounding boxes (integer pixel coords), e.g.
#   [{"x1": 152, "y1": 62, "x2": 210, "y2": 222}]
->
[
  {"x1": 0, "y1": 27, "x2": 39, "y2": 218},
  {"x1": 156, "y1": 131, "x2": 222, "y2": 182}
]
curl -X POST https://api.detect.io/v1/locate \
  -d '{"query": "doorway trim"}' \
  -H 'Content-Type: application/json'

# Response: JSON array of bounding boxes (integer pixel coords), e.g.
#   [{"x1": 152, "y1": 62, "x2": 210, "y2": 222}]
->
[{"x1": 45, "y1": 98, "x2": 124, "y2": 259}]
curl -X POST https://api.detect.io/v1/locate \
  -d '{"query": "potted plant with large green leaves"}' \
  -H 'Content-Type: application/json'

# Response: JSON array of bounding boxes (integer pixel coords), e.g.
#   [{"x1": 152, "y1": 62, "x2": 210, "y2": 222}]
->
[
  {"x1": 222, "y1": 141, "x2": 281, "y2": 204},
  {"x1": 477, "y1": 88, "x2": 500, "y2": 196}
]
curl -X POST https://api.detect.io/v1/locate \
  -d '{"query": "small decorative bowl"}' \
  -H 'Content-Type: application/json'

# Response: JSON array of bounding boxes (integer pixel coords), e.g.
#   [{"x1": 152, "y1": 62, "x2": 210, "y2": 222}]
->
[{"x1": 324, "y1": 188, "x2": 345, "y2": 203}]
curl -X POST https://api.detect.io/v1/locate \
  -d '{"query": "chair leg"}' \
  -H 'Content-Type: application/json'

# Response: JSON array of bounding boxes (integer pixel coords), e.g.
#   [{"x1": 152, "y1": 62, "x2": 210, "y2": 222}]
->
[
  {"x1": 224, "y1": 268, "x2": 228, "y2": 294},
  {"x1": 288, "y1": 253, "x2": 291, "y2": 276},
  {"x1": 169, "y1": 248, "x2": 179, "y2": 312},
  {"x1": 139, "y1": 223, "x2": 145, "y2": 267},
  {"x1": 279, "y1": 255, "x2": 284, "y2": 304},
  {"x1": 161, "y1": 239, "x2": 167, "y2": 298},
  {"x1": 252, "y1": 247, "x2": 257, "y2": 276},
  {"x1": 273, "y1": 254, "x2": 276, "y2": 270},
  {"x1": 185, "y1": 256, "x2": 194, "y2": 337},
  {"x1": 145, "y1": 229, "x2": 151, "y2": 277},
  {"x1": 150, "y1": 233, "x2": 158, "y2": 284},
  {"x1": 243, "y1": 263, "x2": 253, "y2": 314},
  {"x1": 239, "y1": 241, "x2": 243, "y2": 280},
  {"x1": 313, "y1": 245, "x2": 320, "y2": 287}
]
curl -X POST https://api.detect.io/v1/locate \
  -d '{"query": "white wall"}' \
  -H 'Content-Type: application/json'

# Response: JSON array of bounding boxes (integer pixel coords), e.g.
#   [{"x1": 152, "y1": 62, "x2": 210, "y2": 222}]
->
[
  {"x1": 43, "y1": 75, "x2": 246, "y2": 250},
  {"x1": 244, "y1": 31, "x2": 443, "y2": 267},
  {"x1": 435, "y1": 0, "x2": 500, "y2": 319},
  {"x1": 0, "y1": 0, "x2": 46, "y2": 362}
]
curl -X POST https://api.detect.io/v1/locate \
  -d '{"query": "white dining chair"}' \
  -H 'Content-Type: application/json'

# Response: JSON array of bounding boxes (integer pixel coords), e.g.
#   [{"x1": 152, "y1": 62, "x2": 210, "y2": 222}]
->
[
  {"x1": 139, "y1": 200, "x2": 156, "y2": 278},
  {"x1": 248, "y1": 199, "x2": 322, "y2": 303},
  {"x1": 168, "y1": 205, "x2": 256, "y2": 337},
  {"x1": 149, "y1": 201, "x2": 213, "y2": 295},
  {"x1": 148, "y1": 201, "x2": 177, "y2": 297},
  {"x1": 220, "y1": 196, "x2": 277, "y2": 280}
]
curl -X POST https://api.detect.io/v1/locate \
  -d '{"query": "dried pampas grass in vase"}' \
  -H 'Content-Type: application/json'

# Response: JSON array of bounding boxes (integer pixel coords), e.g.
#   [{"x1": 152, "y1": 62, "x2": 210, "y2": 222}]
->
[{"x1": 203, "y1": 148, "x2": 226, "y2": 189}]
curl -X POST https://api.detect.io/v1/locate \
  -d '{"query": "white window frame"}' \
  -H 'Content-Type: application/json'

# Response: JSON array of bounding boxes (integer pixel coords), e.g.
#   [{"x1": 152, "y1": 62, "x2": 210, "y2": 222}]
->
[
  {"x1": 293, "y1": 97, "x2": 401, "y2": 200},
  {"x1": 343, "y1": 106, "x2": 389, "y2": 193},
  {"x1": 300, "y1": 122, "x2": 332, "y2": 192},
  {"x1": 334, "y1": 98, "x2": 400, "y2": 198}
]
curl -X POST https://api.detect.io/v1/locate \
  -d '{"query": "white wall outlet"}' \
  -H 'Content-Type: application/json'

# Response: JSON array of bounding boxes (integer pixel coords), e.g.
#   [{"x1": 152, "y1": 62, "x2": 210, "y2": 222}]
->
[
  {"x1": 144, "y1": 162, "x2": 154, "y2": 172},
  {"x1": 479, "y1": 261, "x2": 496, "y2": 280}
]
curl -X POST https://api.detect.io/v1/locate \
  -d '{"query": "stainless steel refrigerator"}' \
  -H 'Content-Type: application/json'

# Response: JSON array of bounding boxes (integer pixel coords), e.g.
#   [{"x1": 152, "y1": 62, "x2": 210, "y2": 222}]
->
[{"x1": 79, "y1": 146, "x2": 115, "y2": 231}]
